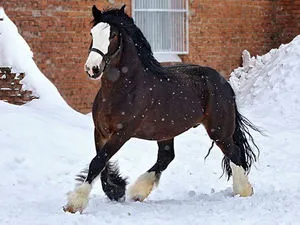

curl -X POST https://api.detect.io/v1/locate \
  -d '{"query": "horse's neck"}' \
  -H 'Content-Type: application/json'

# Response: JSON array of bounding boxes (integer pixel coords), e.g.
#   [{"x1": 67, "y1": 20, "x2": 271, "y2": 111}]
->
[
  {"x1": 103, "y1": 39, "x2": 145, "y2": 85},
  {"x1": 101, "y1": 40, "x2": 145, "y2": 96},
  {"x1": 120, "y1": 39, "x2": 145, "y2": 75}
]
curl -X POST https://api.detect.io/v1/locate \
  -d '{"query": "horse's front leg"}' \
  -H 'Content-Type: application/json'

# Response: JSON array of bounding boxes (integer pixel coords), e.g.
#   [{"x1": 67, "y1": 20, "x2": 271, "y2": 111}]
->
[
  {"x1": 63, "y1": 132, "x2": 130, "y2": 213},
  {"x1": 128, "y1": 138, "x2": 175, "y2": 201},
  {"x1": 91, "y1": 128, "x2": 128, "y2": 202}
]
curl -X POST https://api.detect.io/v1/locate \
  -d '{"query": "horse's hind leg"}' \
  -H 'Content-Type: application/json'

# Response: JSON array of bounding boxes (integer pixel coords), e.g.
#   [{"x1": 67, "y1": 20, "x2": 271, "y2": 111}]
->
[
  {"x1": 128, "y1": 138, "x2": 175, "y2": 201},
  {"x1": 204, "y1": 116, "x2": 253, "y2": 197},
  {"x1": 214, "y1": 139, "x2": 253, "y2": 197}
]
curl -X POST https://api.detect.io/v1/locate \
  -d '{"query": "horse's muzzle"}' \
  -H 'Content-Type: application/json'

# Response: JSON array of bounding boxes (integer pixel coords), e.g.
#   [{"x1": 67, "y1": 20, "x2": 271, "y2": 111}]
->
[
  {"x1": 85, "y1": 62, "x2": 106, "y2": 80},
  {"x1": 85, "y1": 65, "x2": 102, "y2": 80},
  {"x1": 88, "y1": 72, "x2": 101, "y2": 80}
]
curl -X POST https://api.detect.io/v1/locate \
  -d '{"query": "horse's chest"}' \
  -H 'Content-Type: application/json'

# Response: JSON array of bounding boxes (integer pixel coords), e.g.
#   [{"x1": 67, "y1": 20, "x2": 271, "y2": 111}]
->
[{"x1": 94, "y1": 101, "x2": 130, "y2": 132}]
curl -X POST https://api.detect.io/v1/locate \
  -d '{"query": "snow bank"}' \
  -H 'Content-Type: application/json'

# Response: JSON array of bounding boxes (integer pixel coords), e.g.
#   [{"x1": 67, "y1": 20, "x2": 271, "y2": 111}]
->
[
  {"x1": 230, "y1": 35, "x2": 300, "y2": 128},
  {"x1": 0, "y1": 7, "x2": 66, "y2": 107}
]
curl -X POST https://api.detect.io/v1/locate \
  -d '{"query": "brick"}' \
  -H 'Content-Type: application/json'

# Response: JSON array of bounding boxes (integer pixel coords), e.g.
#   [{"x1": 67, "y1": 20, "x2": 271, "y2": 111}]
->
[{"x1": 0, "y1": 68, "x2": 38, "y2": 104}]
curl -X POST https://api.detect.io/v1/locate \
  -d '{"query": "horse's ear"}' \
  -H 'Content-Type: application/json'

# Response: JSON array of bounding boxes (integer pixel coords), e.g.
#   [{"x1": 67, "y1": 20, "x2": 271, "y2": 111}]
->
[
  {"x1": 92, "y1": 5, "x2": 102, "y2": 18},
  {"x1": 120, "y1": 5, "x2": 126, "y2": 13}
]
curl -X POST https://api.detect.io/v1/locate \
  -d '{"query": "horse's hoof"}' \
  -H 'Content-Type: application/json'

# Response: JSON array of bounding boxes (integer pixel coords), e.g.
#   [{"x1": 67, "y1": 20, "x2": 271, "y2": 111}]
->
[
  {"x1": 239, "y1": 186, "x2": 254, "y2": 197},
  {"x1": 63, "y1": 183, "x2": 91, "y2": 214},
  {"x1": 63, "y1": 205, "x2": 76, "y2": 213},
  {"x1": 127, "y1": 171, "x2": 158, "y2": 202},
  {"x1": 63, "y1": 205, "x2": 83, "y2": 214},
  {"x1": 131, "y1": 195, "x2": 145, "y2": 202}
]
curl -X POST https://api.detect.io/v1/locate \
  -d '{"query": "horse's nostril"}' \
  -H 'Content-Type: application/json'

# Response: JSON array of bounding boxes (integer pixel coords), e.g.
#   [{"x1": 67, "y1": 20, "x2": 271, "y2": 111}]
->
[
  {"x1": 92, "y1": 66, "x2": 100, "y2": 74},
  {"x1": 85, "y1": 65, "x2": 90, "y2": 71}
]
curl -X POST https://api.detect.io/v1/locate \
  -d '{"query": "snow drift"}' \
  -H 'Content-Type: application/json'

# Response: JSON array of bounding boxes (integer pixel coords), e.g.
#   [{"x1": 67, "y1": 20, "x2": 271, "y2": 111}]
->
[{"x1": 230, "y1": 36, "x2": 300, "y2": 128}]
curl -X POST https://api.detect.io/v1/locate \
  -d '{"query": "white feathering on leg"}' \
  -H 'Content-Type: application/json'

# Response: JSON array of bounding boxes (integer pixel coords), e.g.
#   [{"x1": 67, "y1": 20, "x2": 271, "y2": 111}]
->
[
  {"x1": 230, "y1": 162, "x2": 253, "y2": 197},
  {"x1": 64, "y1": 183, "x2": 92, "y2": 213},
  {"x1": 128, "y1": 171, "x2": 158, "y2": 201}
]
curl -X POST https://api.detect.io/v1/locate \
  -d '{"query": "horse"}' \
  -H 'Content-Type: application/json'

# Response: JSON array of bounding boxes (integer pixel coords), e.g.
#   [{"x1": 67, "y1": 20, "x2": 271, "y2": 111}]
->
[{"x1": 63, "y1": 5, "x2": 261, "y2": 213}]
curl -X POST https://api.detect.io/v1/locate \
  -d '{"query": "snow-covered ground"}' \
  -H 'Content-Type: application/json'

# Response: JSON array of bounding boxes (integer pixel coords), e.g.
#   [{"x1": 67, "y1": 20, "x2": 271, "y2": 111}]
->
[{"x1": 1, "y1": 8, "x2": 299, "y2": 225}]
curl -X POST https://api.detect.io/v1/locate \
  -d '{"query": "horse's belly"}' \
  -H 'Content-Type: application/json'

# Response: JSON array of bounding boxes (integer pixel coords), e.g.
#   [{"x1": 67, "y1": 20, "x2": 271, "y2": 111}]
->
[{"x1": 134, "y1": 119, "x2": 199, "y2": 141}]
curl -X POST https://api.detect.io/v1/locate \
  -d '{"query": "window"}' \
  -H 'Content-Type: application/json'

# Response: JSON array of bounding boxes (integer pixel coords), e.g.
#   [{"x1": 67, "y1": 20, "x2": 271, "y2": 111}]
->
[{"x1": 132, "y1": 0, "x2": 189, "y2": 62}]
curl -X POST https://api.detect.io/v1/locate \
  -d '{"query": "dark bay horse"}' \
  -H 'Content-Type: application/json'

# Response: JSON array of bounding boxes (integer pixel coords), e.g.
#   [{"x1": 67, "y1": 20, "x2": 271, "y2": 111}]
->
[{"x1": 63, "y1": 5, "x2": 261, "y2": 213}]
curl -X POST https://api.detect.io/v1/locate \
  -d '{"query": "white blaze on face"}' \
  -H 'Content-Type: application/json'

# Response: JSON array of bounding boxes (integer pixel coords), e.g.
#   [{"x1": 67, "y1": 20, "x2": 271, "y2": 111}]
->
[{"x1": 85, "y1": 22, "x2": 111, "y2": 78}]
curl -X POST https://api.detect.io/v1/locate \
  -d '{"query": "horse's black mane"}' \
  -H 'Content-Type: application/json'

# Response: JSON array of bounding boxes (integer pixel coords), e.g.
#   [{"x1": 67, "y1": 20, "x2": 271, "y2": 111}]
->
[{"x1": 93, "y1": 7, "x2": 167, "y2": 77}]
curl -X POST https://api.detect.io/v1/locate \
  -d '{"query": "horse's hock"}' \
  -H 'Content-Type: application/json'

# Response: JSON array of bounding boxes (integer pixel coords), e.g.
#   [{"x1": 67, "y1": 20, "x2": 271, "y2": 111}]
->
[{"x1": 0, "y1": 67, "x2": 38, "y2": 104}]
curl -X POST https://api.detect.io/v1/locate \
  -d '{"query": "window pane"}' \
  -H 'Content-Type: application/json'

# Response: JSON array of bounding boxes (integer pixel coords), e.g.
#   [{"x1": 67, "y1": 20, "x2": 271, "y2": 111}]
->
[{"x1": 133, "y1": 0, "x2": 188, "y2": 54}]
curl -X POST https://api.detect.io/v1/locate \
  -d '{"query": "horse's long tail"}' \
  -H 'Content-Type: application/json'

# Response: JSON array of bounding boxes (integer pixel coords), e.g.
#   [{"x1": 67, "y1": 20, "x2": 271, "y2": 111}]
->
[{"x1": 222, "y1": 106, "x2": 262, "y2": 180}]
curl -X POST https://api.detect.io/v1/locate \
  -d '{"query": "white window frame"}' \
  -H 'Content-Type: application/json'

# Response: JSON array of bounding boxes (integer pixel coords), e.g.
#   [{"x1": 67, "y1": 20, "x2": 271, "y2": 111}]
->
[{"x1": 132, "y1": 0, "x2": 189, "y2": 62}]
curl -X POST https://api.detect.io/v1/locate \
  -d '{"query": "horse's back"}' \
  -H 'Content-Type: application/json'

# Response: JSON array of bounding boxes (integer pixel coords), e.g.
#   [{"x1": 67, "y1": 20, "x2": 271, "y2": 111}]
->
[
  {"x1": 165, "y1": 63, "x2": 234, "y2": 98},
  {"x1": 165, "y1": 64, "x2": 225, "y2": 82},
  {"x1": 165, "y1": 63, "x2": 236, "y2": 122}
]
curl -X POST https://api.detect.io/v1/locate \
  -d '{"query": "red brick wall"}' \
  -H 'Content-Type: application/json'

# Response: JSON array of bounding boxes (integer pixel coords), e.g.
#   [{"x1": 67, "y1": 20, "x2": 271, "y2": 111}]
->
[
  {"x1": 182, "y1": 0, "x2": 276, "y2": 77},
  {"x1": 2, "y1": 0, "x2": 299, "y2": 113},
  {"x1": 273, "y1": 0, "x2": 300, "y2": 46}
]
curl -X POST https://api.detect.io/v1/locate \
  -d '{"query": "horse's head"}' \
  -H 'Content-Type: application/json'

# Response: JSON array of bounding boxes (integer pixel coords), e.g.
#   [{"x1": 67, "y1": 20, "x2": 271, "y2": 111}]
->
[
  {"x1": 85, "y1": 5, "x2": 126, "y2": 80},
  {"x1": 85, "y1": 5, "x2": 166, "y2": 80}
]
